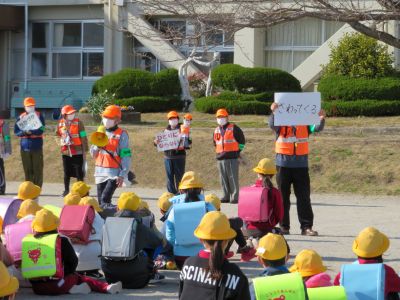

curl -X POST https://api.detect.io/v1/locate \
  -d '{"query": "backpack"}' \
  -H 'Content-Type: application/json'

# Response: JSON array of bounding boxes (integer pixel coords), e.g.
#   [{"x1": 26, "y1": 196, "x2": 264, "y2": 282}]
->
[
  {"x1": 0, "y1": 198, "x2": 22, "y2": 231},
  {"x1": 340, "y1": 263, "x2": 385, "y2": 300},
  {"x1": 174, "y1": 201, "x2": 206, "y2": 247},
  {"x1": 4, "y1": 220, "x2": 34, "y2": 261},
  {"x1": 238, "y1": 185, "x2": 283, "y2": 224},
  {"x1": 307, "y1": 286, "x2": 347, "y2": 300},
  {"x1": 58, "y1": 205, "x2": 95, "y2": 244},
  {"x1": 102, "y1": 217, "x2": 137, "y2": 260}
]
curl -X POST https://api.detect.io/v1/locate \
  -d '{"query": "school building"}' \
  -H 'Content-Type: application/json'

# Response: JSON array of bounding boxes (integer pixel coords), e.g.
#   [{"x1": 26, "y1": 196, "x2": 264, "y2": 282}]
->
[{"x1": 0, "y1": 0, "x2": 398, "y2": 118}]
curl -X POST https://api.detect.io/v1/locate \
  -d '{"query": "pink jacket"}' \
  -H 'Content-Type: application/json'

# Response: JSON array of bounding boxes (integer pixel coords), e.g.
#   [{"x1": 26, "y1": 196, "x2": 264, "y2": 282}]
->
[{"x1": 306, "y1": 272, "x2": 333, "y2": 288}]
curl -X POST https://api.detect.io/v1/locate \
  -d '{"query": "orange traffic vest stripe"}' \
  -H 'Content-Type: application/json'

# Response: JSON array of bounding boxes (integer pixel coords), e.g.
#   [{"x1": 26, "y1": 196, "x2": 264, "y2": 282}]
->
[
  {"x1": 214, "y1": 124, "x2": 239, "y2": 153},
  {"x1": 58, "y1": 118, "x2": 82, "y2": 146},
  {"x1": 95, "y1": 127, "x2": 124, "y2": 169},
  {"x1": 19, "y1": 112, "x2": 43, "y2": 139},
  {"x1": 275, "y1": 126, "x2": 309, "y2": 156},
  {"x1": 180, "y1": 125, "x2": 190, "y2": 138}
]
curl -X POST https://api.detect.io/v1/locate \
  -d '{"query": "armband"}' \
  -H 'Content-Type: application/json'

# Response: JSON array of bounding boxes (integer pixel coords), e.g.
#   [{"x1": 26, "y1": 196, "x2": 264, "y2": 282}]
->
[
  {"x1": 119, "y1": 148, "x2": 132, "y2": 157},
  {"x1": 4, "y1": 135, "x2": 10, "y2": 142},
  {"x1": 239, "y1": 144, "x2": 245, "y2": 151},
  {"x1": 79, "y1": 131, "x2": 87, "y2": 137},
  {"x1": 309, "y1": 125, "x2": 316, "y2": 133}
]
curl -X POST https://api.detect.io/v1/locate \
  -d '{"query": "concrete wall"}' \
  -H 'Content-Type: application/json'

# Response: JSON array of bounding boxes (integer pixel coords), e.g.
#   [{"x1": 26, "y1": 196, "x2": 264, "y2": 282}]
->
[
  {"x1": 0, "y1": 31, "x2": 11, "y2": 117},
  {"x1": 234, "y1": 27, "x2": 265, "y2": 67},
  {"x1": 29, "y1": 5, "x2": 103, "y2": 20}
]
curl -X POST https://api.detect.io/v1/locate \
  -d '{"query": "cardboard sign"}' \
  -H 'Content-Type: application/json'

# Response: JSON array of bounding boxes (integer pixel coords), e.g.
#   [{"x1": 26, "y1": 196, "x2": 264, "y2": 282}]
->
[
  {"x1": 274, "y1": 92, "x2": 321, "y2": 126},
  {"x1": 16, "y1": 113, "x2": 43, "y2": 131},
  {"x1": 156, "y1": 129, "x2": 182, "y2": 152}
]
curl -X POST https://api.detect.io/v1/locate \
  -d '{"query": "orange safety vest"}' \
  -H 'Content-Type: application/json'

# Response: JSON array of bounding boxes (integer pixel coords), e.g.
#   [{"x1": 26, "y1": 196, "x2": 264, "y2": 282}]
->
[
  {"x1": 19, "y1": 112, "x2": 43, "y2": 139},
  {"x1": 213, "y1": 124, "x2": 239, "y2": 153},
  {"x1": 180, "y1": 125, "x2": 190, "y2": 138},
  {"x1": 95, "y1": 127, "x2": 124, "y2": 169},
  {"x1": 275, "y1": 126, "x2": 309, "y2": 156},
  {"x1": 57, "y1": 118, "x2": 82, "y2": 146}
]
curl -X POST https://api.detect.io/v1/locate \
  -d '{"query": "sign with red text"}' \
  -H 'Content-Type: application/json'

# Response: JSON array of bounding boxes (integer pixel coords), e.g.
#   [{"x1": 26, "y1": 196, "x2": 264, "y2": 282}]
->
[
  {"x1": 156, "y1": 129, "x2": 182, "y2": 152},
  {"x1": 16, "y1": 112, "x2": 43, "y2": 131}
]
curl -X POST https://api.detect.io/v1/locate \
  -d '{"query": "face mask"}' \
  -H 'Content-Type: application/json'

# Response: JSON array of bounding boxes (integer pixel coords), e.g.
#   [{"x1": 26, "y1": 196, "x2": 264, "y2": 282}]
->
[
  {"x1": 102, "y1": 118, "x2": 115, "y2": 129},
  {"x1": 25, "y1": 106, "x2": 35, "y2": 113},
  {"x1": 183, "y1": 120, "x2": 191, "y2": 126},
  {"x1": 217, "y1": 118, "x2": 227, "y2": 126},
  {"x1": 67, "y1": 114, "x2": 75, "y2": 121},
  {"x1": 169, "y1": 119, "x2": 179, "y2": 127}
]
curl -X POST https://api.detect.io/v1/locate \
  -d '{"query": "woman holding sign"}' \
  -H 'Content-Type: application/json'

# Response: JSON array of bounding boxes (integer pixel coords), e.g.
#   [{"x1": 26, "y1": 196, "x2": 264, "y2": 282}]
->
[{"x1": 269, "y1": 97, "x2": 325, "y2": 236}]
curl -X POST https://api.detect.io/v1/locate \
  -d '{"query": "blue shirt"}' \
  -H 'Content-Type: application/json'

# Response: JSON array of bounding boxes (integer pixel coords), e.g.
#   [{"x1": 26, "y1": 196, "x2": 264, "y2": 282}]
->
[{"x1": 14, "y1": 112, "x2": 45, "y2": 151}]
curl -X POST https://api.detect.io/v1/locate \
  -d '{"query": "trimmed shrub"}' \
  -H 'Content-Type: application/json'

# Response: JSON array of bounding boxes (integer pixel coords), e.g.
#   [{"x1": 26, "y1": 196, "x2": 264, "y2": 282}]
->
[
  {"x1": 195, "y1": 96, "x2": 271, "y2": 115},
  {"x1": 318, "y1": 76, "x2": 400, "y2": 101},
  {"x1": 115, "y1": 96, "x2": 182, "y2": 113},
  {"x1": 323, "y1": 100, "x2": 400, "y2": 117},
  {"x1": 151, "y1": 69, "x2": 181, "y2": 97},
  {"x1": 212, "y1": 64, "x2": 301, "y2": 93},
  {"x1": 216, "y1": 91, "x2": 273, "y2": 102}
]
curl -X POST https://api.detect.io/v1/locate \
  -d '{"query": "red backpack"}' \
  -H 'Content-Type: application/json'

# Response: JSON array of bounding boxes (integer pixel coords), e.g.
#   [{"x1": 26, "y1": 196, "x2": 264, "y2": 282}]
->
[{"x1": 58, "y1": 205, "x2": 95, "y2": 244}]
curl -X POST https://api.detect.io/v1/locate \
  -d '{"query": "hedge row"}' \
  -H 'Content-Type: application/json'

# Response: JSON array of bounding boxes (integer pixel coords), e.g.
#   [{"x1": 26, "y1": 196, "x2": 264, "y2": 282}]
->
[
  {"x1": 93, "y1": 68, "x2": 181, "y2": 98},
  {"x1": 216, "y1": 91, "x2": 273, "y2": 102},
  {"x1": 115, "y1": 96, "x2": 183, "y2": 113},
  {"x1": 322, "y1": 100, "x2": 400, "y2": 117},
  {"x1": 318, "y1": 75, "x2": 400, "y2": 101},
  {"x1": 212, "y1": 64, "x2": 301, "y2": 93},
  {"x1": 195, "y1": 96, "x2": 271, "y2": 115}
]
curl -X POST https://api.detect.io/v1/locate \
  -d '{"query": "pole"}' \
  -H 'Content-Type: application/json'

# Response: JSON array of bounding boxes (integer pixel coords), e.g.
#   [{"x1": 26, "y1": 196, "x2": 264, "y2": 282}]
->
[{"x1": 24, "y1": 0, "x2": 28, "y2": 90}]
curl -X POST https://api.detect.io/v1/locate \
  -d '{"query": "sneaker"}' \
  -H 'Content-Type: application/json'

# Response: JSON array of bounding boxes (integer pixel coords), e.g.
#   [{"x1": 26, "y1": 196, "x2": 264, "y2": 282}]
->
[
  {"x1": 280, "y1": 227, "x2": 290, "y2": 235},
  {"x1": 230, "y1": 200, "x2": 238, "y2": 204},
  {"x1": 69, "y1": 283, "x2": 91, "y2": 294},
  {"x1": 226, "y1": 251, "x2": 235, "y2": 259},
  {"x1": 238, "y1": 246, "x2": 256, "y2": 262},
  {"x1": 166, "y1": 261, "x2": 177, "y2": 270},
  {"x1": 220, "y1": 199, "x2": 230, "y2": 203},
  {"x1": 84, "y1": 270, "x2": 103, "y2": 279},
  {"x1": 149, "y1": 272, "x2": 165, "y2": 283},
  {"x1": 301, "y1": 228, "x2": 318, "y2": 236},
  {"x1": 107, "y1": 281, "x2": 122, "y2": 294},
  {"x1": 61, "y1": 190, "x2": 69, "y2": 197}
]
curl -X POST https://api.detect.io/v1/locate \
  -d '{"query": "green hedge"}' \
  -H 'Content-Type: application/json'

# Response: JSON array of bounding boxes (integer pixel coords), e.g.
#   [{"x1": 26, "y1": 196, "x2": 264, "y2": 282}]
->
[
  {"x1": 319, "y1": 75, "x2": 400, "y2": 101},
  {"x1": 93, "y1": 68, "x2": 181, "y2": 98},
  {"x1": 115, "y1": 96, "x2": 183, "y2": 113},
  {"x1": 323, "y1": 100, "x2": 400, "y2": 117},
  {"x1": 212, "y1": 64, "x2": 301, "y2": 93},
  {"x1": 216, "y1": 91, "x2": 273, "y2": 102},
  {"x1": 195, "y1": 96, "x2": 271, "y2": 115}
]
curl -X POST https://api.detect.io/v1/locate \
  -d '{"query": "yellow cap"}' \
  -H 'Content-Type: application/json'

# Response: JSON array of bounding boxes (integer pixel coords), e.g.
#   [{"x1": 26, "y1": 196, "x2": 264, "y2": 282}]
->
[
  {"x1": 205, "y1": 194, "x2": 221, "y2": 211},
  {"x1": 0, "y1": 261, "x2": 19, "y2": 297},
  {"x1": 0, "y1": 216, "x2": 3, "y2": 234},
  {"x1": 90, "y1": 126, "x2": 109, "y2": 148},
  {"x1": 194, "y1": 211, "x2": 236, "y2": 240},
  {"x1": 253, "y1": 158, "x2": 277, "y2": 175},
  {"x1": 17, "y1": 199, "x2": 42, "y2": 219},
  {"x1": 256, "y1": 233, "x2": 288, "y2": 260},
  {"x1": 178, "y1": 171, "x2": 204, "y2": 190},
  {"x1": 63, "y1": 192, "x2": 81, "y2": 206},
  {"x1": 138, "y1": 201, "x2": 149, "y2": 210},
  {"x1": 289, "y1": 249, "x2": 327, "y2": 277},
  {"x1": 32, "y1": 209, "x2": 60, "y2": 233},
  {"x1": 157, "y1": 192, "x2": 174, "y2": 212},
  {"x1": 17, "y1": 181, "x2": 41, "y2": 201},
  {"x1": 71, "y1": 181, "x2": 91, "y2": 197},
  {"x1": 79, "y1": 196, "x2": 103, "y2": 213},
  {"x1": 117, "y1": 192, "x2": 141, "y2": 212},
  {"x1": 352, "y1": 227, "x2": 390, "y2": 258}
]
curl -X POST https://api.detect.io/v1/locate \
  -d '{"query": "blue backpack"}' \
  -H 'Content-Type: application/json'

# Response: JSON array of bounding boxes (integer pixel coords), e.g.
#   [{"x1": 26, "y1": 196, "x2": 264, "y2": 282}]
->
[{"x1": 340, "y1": 263, "x2": 385, "y2": 300}]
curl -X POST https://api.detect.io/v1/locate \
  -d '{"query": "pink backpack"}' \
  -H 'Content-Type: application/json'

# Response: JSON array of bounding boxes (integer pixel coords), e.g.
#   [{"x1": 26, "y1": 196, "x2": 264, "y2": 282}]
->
[
  {"x1": 0, "y1": 198, "x2": 22, "y2": 231},
  {"x1": 4, "y1": 220, "x2": 34, "y2": 261},
  {"x1": 58, "y1": 205, "x2": 95, "y2": 244}
]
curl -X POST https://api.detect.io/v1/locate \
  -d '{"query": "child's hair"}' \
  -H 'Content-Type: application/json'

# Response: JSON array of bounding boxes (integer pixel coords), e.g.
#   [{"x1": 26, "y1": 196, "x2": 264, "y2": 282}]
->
[
  {"x1": 204, "y1": 239, "x2": 225, "y2": 280},
  {"x1": 261, "y1": 256, "x2": 287, "y2": 267},
  {"x1": 184, "y1": 188, "x2": 202, "y2": 203},
  {"x1": 260, "y1": 174, "x2": 274, "y2": 189},
  {"x1": 358, "y1": 255, "x2": 383, "y2": 263}
]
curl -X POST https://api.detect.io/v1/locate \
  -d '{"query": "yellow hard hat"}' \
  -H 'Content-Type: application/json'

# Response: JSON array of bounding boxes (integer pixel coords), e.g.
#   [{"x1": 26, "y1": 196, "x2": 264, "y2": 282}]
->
[
  {"x1": 90, "y1": 125, "x2": 109, "y2": 147},
  {"x1": 0, "y1": 261, "x2": 19, "y2": 297},
  {"x1": 117, "y1": 192, "x2": 141, "y2": 212},
  {"x1": 352, "y1": 227, "x2": 390, "y2": 258},
  {"x1": 256, "y1": 233, "x2": 288, "y2": 260},
  {"x1": 178, "y1": 171, "x2": 204, "y2": 190},
  {"x1": 63, "y1": 192, "x2": 81, "y2": 206},
  {"x1": 194, "y1": 211, "x2": 236, "y2": 240},
  {"x1": 289, "y1": 249, "x2": 327, "y2": 277},
  {"x1": 216, "y1": 108, "x2": 229, "y2": 118},
  {"x1": 157, "y1": 192, "x2": 174, "y2": 212},
  {"x1": 205, "y1": 194, "x2": 221, "y2": 211},
  {"x1": 32, "y1": 209, "x2": 60, "y2": 233},
  {"x1": 253, "y1": 158, "x2": 276, "y2": 175},
  {"x1": 17, "y1": 181, "x2": 41, "y2": 201},
  {"x1": 17, "y1": 199, "x2": 43, "y2": 219},
  {"x1": 79, "y1": 196, "x2": 103, "y2": 213},
  {"x1": 71, "y1": 181, "x2": 91, "y2": 197}
]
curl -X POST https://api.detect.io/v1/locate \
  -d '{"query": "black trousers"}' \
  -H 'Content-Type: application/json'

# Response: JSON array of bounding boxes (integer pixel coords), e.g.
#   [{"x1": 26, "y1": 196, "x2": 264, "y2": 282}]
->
[
  {"x1": 97, "y1": 179, "x2": 118, "y2": 206},
  {"x1": 226, "y1": 217, "x2": 247, "y2": 252},
  {"x1": 276, "y1": 166, "x2": 314, "y2": 230},
  {"x1": 0, "y1": 158, "x2": 5, "y2": 194}
]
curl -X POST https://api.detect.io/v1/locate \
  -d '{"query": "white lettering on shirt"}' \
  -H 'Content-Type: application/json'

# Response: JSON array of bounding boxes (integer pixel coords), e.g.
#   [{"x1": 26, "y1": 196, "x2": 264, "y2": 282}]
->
[{"x1": 187, "y1": 266, "x2": 195, "y2": 280}]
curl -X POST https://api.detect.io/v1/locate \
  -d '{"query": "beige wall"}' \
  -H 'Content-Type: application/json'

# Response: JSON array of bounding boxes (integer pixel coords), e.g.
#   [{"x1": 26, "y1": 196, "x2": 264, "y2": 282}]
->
[
  {"x1": 29, "y1": 5, "x2": 103, "y2": 20},
  {"x1": 0, "y1": 31, "x2": 11, "y2": 116},
  {"x1": 234, "y1": 27, "x2": 265, "y2": 67}
]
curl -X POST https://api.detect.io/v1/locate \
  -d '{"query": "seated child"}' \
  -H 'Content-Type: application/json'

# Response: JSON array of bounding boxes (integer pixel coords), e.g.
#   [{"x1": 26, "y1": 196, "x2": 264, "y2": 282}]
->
[
  {"x1": 290, "y1": 249, "x2": 332, "y2": 288},
  {"x1": 17, "y1": 199, "x2": 42, "y2": 223},
  {"x1": 71, "y1": 181, "x2": 91, "y2": 198},
  {"x1": 16, "y1": 181, "x2": 41, "y2": 202},
  {"x1": 158, "y1": 192, "x2": 174, "y2": 227},
  {"x1": 179, "y1": 211, "x2": 250, "y2": 300},
  {"x1": 63, "y1": 192, "x2": 81, "y2": 206},
  {"x1": 334, "y1": 227, "x2": 400, "y2": 299},
  {"x1": 0, "y1": 261, "x2": 19, "y2": 300}
]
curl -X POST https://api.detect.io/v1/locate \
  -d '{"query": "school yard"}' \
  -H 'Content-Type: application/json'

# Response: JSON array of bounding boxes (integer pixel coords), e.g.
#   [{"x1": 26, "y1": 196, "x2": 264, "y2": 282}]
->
[{"x1": 10, "y1": 182, "x2": 400, "y2": 300}]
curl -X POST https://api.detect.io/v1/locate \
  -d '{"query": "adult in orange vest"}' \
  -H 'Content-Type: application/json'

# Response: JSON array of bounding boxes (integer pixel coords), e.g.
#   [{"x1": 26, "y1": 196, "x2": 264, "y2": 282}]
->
[
  {"x1": 14, "y1": 97, "x2": 45, "y2": 187},
  {"x1": 90, "y1": 105, "x2": 132, "y2": 207},
  {"x1": 56, "y1": 105, "x2": 88, "y2": 196},
  {"x1": 0, "y1": 119, "x2": 12, "y2": 195},
  {"x1": 269, "y1": 103, "x2": 326, "y2": 236},
  {"x1": 213, "y1": 109, "x2": 245, "y2": 204}
]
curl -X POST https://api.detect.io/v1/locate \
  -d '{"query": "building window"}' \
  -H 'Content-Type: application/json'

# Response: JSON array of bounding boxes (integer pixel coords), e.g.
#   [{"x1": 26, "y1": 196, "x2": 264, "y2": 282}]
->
[
  {"x1": 31, "y1": 20, "x2": 104, "y2": 79},
  {"x1": 265, "y1": 18, "x2": 343, "y2": 72}
]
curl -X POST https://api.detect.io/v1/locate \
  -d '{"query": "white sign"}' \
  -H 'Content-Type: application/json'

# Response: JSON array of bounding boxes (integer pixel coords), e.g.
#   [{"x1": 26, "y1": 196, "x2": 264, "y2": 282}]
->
[
  {"x1": 156, "y1": 129, "x2": 182, "y2": 152},
  {"x1": 274, "y1": 92, "x2": 321, "y2": 126},
  {"x1": 16, "y1": 113, "x2": 43, "y2": 131}
]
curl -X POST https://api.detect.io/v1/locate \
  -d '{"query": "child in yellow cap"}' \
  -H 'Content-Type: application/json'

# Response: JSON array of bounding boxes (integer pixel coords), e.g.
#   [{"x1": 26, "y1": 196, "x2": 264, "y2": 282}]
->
[
  {"x1": 290, "y1": 249, "x2": 331, "y2": 288},
  {"x1": 63, "y1": 192, "x2": 81, "y2": 206},
  {"x1": 16, "y1": 199, "x2": 42, "y2": 222},
  {"x1": 16, "y1": 181, "x2": 41, "y2": 201},
  {"x1": 71, "y1": 181, "x2": 91, "y2": 198},
  {"x1": 334, "y1": 227, "x2": 400, "y2": 298},
  {"x1": 180, "y1": 211, "x2": 251, "y2": 300},
  {"x1": 0, "y1": 261, "x2": 19, "y2": 299}
]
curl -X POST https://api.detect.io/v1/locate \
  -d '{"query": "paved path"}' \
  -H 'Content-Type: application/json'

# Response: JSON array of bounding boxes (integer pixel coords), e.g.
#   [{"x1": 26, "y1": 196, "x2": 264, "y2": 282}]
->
[{"x1": 6, "y1": 182, "x2": 398, "y2": 299}]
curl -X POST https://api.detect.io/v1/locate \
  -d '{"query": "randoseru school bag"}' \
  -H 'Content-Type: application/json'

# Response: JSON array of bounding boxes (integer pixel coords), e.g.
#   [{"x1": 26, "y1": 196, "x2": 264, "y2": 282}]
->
[
  {"x1": 0, "y1": 198, "x2": 22, "y2": 231},
  {"x1": 58, "y1": 205, "x2": 95, "y2": 244},
  {"x1": 4, "y1": 220, "x2": 34, "y2": 261}
]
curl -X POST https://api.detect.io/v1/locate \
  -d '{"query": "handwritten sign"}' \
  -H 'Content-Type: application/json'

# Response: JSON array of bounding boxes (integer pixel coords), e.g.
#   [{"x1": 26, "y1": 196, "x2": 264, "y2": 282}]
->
[
  {"x1": 16, "y1": 113, "x2": 43, "y2": 131},
  {"x1": 274, "y1": 92, "x2": 321, "y2": 126},
  {"x1": 156, "y1": 129, "x2": 182, "y2": 152}
]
